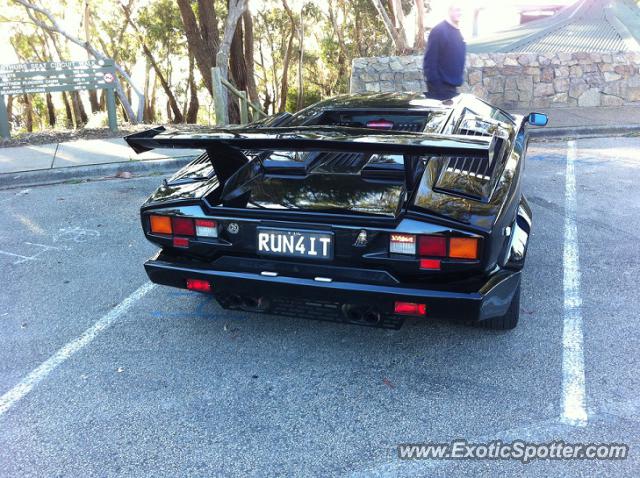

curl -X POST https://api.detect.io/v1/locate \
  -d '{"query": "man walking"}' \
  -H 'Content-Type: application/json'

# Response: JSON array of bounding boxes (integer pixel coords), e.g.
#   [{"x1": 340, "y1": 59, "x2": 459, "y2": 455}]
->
[{"x1": 423, "y1": 3, "x2": 466, "y2": 100}]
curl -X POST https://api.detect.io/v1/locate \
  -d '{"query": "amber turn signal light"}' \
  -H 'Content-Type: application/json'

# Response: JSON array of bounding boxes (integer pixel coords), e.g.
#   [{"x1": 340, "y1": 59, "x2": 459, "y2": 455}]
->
[
  {"x1": 150, "y1": 215, "x2": 172, "y2": 235},
  {"x1": 449, "y1": 237, "x2": 479, "y2": 260}
]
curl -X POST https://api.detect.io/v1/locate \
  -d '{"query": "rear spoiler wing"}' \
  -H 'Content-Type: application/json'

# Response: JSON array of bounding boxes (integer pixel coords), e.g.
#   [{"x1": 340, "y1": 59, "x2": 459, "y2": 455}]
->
[{"x1": 125, "y1": 126, "x2": 501, "y2": 186}]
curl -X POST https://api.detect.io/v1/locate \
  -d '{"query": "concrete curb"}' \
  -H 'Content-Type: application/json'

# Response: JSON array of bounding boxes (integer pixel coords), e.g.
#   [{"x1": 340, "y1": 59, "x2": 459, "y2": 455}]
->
[
  {"x1": 0, "y1": 156, "x2": 196, "y2": 190},
  {"x1": 529, "y1": 124, "x2": 640, "y2": 139}
]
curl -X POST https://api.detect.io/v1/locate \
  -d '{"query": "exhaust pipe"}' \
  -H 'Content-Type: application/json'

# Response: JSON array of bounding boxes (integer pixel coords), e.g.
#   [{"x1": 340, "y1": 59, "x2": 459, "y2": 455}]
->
[
  {"x1": 342, "y1": 305, "x2": 381, "y2": 325},
  {"x1": 240, "y1": 296, "x2": 270, "y2": 313}
]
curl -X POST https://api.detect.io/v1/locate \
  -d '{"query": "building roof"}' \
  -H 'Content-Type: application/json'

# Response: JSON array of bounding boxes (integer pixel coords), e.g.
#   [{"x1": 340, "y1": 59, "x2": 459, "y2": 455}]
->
[{"x1": 468, "y1": 0, "x2": 640, "y2": 53}]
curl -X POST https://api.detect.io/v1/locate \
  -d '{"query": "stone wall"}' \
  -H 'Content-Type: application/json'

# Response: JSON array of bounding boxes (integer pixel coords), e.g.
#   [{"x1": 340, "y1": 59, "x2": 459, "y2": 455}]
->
[{"x1": 350, "y1": 52, "x2": 640, "y2": 108}]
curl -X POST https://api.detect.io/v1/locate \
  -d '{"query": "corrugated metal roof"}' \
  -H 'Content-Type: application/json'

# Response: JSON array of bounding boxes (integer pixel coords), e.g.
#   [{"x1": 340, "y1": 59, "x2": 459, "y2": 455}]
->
[
  {"x1": 468, "y1": 0, "x2": 640, "y2": 53},
  {"x1": 518, "y1": 20, "x2": 627, "y2": 52}
]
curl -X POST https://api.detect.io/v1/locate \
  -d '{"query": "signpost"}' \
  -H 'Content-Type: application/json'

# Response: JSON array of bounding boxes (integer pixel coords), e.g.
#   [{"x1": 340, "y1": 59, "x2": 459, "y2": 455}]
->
[{"x1": 0, "y1": 59, "x2": 118, "y2": 139}]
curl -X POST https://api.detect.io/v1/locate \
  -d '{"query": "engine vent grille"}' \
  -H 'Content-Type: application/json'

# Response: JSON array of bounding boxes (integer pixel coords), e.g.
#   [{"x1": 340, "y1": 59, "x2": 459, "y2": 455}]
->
[
  {"x1": 435, "y1": 156, "x2": 495, "y2": 201},
  {"x1": 314, "y1": 152, "x2": 370, "y2": 174}
]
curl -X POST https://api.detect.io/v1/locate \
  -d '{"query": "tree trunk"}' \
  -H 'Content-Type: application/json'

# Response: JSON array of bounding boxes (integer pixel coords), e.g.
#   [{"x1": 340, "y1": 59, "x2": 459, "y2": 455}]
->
[
  {"x1": 7, "y1": 96, "x2": 13, "y2": 122},
  {"x1": 72, "y1": 92, "x2": 88, "y2": 126},
  {"x1": 186, "y1": 54, "x2": 199, "y2": 123},
  {"x1": 296, "y1": 6, "x2": 304, "y2": 111},
  {"x1": 176, "y1": 0, "x2": 216, "y2": 95},
  {"x1": 370, "y1": 0, "x2": 407, "y2": 53},
  {"x1": 243, "y1": 11, "x2": 259, "y2": 105},
  {"x1": 415, "y1": 0, "x2": 426, "y2": 50},
  {"x1": 278, "y1": 26, "x2": 295, "y2": 113},
  {"x1": 143, "y1": 62, "x2": 153, "y2": 123},
  {"x1": 62, "y1": 92, "x2": 74, "y2": 128},
  {"x1": 22, "y1": 94, "x2": 33, "y2": 132},
  {"x1": 45, "y1": 92, "x2": 56, "y2": 127},
  {"x1": 230, "y1": 14, "x2": 248, "y2": 92}
]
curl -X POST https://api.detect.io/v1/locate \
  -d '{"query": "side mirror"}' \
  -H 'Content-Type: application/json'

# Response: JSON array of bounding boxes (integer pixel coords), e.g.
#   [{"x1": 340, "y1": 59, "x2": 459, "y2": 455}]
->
[{"x1": 528, "y1": 112, "x2": 548, "y2": 127}]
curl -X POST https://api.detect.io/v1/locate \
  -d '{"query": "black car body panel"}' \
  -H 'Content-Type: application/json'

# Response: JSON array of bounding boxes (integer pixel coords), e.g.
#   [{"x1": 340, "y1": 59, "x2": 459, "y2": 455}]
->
[{"x1": 129, "y1": 92, "x2": 539, "y2": 329}]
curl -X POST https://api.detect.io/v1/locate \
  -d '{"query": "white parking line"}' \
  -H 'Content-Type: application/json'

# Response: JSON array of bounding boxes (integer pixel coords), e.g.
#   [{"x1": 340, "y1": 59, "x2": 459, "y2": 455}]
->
[
  {"x1": 0, "y1": 281, "x2": 156, "y2": 418},
  {"x1": 561, "y1": 140, "x2": 587, "y2": 427}
]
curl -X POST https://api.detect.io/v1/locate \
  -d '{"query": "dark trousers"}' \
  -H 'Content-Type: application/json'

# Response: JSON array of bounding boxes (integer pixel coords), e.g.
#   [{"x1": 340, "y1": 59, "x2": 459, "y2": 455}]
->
[{"x1": 426, "y1": 82, "x2": 459, "y2": 100}]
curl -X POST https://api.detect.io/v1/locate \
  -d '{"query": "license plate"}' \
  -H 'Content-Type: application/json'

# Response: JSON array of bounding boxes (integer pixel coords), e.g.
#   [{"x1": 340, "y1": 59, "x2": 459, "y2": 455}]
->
[{"x1": 257, "y1": 228, "x2": 333, "y2": 260}]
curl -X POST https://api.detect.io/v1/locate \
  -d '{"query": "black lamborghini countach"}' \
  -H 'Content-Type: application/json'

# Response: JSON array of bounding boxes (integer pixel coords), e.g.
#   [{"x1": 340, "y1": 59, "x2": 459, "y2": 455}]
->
[{"x1": 126, "y1": 93, "x2": 547, "y2": 330}]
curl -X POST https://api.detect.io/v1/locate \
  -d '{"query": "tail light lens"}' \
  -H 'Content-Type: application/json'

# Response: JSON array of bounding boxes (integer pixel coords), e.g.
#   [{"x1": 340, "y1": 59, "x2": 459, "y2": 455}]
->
[
  {"x1": 394, "y1": 302, "x2": 427, "y2": 316},
  {"x1": 195, "y1": 219, "x2": 218, "y2": 238},
  {"x1": 367, "y1": 119, "x2": 394, "y2": 130},
  {"x1": 186, "y1": 278, "x2": 212, "y2": 292},
  {"x1": 173, "y1": 237, "x2": 189, "y2": 248},
  {"x1": 419, "y1": 259, "x2": 441, "y2": 270},
  {"x1": 172, "y1": 217, "x2": 195, "y2": 236},
  {"x1": 418, "y1": 236, "x2": 447, "y2": 257},
  {"x1": 150, "y1": 215, "x2": 172, "y2": 235},
  {"x1": 390, "y1": 234, "x2": 416, "y2": 255},
  {"x1": 449, "y1": 238, "x2": 479, "y2": 259}
]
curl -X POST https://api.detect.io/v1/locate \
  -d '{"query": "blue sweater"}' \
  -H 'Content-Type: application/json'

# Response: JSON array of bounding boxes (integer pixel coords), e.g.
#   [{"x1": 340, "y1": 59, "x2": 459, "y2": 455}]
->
[{"x1": 423, "y1": 21, "x2": 466, "y2": 87}]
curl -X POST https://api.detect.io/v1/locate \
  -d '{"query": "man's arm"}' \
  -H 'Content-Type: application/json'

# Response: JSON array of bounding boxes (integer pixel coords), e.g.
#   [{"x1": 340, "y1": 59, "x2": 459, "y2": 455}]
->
[{"x1": 423, "y1": 26, "x2": 442, "y2": 85}]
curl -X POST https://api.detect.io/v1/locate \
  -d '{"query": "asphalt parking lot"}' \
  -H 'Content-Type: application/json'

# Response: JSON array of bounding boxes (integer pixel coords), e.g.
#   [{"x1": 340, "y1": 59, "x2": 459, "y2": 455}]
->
[{"x1": 0, "y1": 136, "x2": 639, "y2": 476}]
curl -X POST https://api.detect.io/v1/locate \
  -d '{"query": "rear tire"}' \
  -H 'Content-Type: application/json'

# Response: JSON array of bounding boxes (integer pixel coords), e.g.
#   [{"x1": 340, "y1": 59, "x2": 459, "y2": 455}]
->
[{"x1": 475, "y1": 284, "x2": 520, "y2": 330}]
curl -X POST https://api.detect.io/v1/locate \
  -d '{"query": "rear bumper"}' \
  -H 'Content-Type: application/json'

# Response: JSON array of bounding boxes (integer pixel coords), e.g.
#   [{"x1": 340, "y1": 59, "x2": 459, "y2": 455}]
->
[{"x1": 144, "y1": 252, "x2": 521, "y2": 323}]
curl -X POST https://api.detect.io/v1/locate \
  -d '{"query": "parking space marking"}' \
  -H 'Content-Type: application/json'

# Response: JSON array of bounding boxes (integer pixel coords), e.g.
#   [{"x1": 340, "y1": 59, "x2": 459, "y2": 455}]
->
[
  {"x1": 0, "y1": 282, "x2": 156, "y2": 418},
  {"x1": 561, "y1": 140, "x2": 587, "y2": 427}
]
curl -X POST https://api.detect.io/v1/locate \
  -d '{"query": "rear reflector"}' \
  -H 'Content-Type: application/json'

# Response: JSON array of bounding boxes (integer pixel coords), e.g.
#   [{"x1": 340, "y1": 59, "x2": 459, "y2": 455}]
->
[
  {"x1": 172, "y1": 217, "x2": 195, "y2": 236},
  {"x1": 420, "y1": 259, "x2": 441, "y2": 270},
  {"x1": 449, "y1": 237, "x2": 479, "y2": 259},
  {"x1": 173, "y1": 237, "x2": 189, "y2": 248},
  {"x1": 394, "y1": 302, "x2": 427, "y2": 316},
  {"x1": 186, "y1": 278, "x2": 212, "y2": 293},
  {"x1": 150, "y1": 215, "x2": 172, "y2": 235},
  {"x1": 418, "y1": 236, "x2": 447, "y2": 257},
  {"x1": 390, "y1": 234, "x2": 416, "y2": 255},
  {"x1": 195, "y1": 219, "x2": 218, "y2": 238}
]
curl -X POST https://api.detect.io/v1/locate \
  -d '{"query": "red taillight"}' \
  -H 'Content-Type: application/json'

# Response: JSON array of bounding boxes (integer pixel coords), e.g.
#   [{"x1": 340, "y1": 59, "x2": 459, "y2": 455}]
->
[
  {"x1": 394, "y1": 302, "x2": 427, "y2": 316},
  {"x1": 186, "y1": 278, "x2": 212, "y2": 292},
  {"x1": 418, "y1": 236, "x2": 447, "y2": 257},
  {"x1": 419, "y1": 259, "x2": 441, "y2": 270},
  {"x1": 173, "y1": 237, "x2": 189, "y2": 248},
  {"x1": 172, "y1": 217, "x2": 195, "y2": 236}
]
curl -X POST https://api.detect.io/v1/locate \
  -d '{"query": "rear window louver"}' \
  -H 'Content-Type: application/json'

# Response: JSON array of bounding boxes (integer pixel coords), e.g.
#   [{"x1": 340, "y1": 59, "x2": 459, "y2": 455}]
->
[
  {"x1": 314, "y1": 152, "x2": 370, "y2": 174},
  {"x1": 435, "y1": 156, "x2": 496, "y2": 201}
]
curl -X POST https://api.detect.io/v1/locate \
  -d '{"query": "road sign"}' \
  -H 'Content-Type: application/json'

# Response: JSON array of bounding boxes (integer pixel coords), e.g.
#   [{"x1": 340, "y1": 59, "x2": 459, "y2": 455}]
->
[{"x1": 0, "y1": 59, "x2": 118, "y2": 139}]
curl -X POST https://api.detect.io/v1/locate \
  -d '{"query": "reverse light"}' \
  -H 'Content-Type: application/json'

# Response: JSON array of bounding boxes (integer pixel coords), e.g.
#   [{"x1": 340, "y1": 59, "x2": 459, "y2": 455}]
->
[
  {"x1": 150, "y1": 215, "x2": 172, "y2": 235},
  {"x1": 195, "y1": 219, "x2": 218, "y2": 238},
  {"x1": 186, "y1": 278, "x2": 212, "y2": 293},
  {"x1": 390, "y1": 234, "x2": 416, "y2": 255},
  {"x1": 172, "y1": 217, "x2": 195, "y2": 236},
  {"x1": 394, "y1": 302, "x2": 427, "y2": 316},
  {"x1": 449, "y1": 237, "x2": 479, "y2": 259}
]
